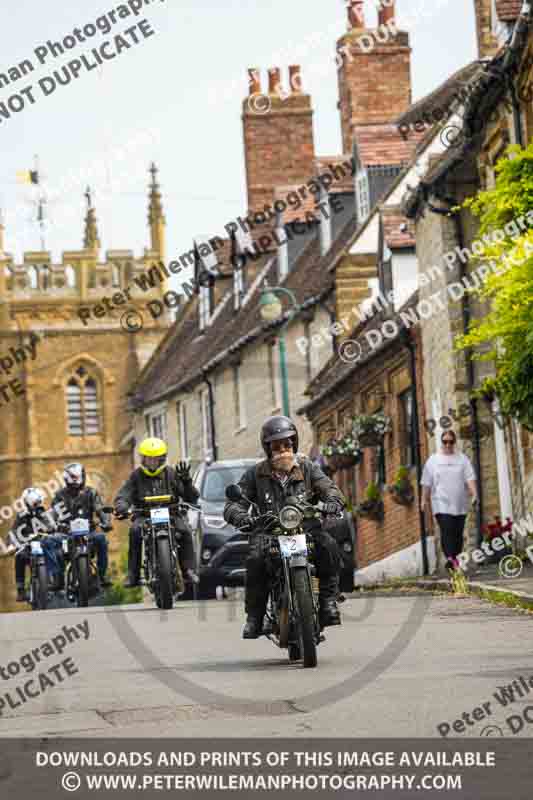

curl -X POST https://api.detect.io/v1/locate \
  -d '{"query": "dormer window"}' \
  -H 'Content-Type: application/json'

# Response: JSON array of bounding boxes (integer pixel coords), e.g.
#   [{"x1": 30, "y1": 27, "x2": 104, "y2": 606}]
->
[
  {"x1": 199, "y1": 283, "x2": 212, "y2": 331},
  {"x1": 356, "y1": 169, "x2": 370, "y2": 223},
  {"x1": 233, "y1": 263, "x2": 244, "y2": 311}
]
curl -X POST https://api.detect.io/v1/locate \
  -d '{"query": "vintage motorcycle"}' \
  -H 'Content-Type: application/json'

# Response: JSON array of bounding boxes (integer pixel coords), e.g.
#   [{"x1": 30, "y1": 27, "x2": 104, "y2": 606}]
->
[
  {"x1": 225, "y1": 484, "x2": 329, "y2": 668},
  {"x1": 58, "y1": 512, "x2": 109, "y2": 608},
  {"x1": 13, "y1": 532, "x2": 56, "y2": 611},
  {"x1": 116, "y1": 495, "x2": 199, "y2": 610}
]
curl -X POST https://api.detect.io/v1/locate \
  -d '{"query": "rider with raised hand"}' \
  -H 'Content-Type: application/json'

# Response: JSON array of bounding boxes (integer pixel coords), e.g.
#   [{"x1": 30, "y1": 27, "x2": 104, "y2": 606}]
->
[
  {"x1": 52, "y1": 463, "x2": 113, "y2": 588},
  {"x1": 223, "y1": 415, "x2": 345, "y2": 640},
  {"x1": 113, "y1": 438, "x2": 199, "y2": 588},
  {"x1": 6, "y1": 488, "x2": 65, "y2": 602}
]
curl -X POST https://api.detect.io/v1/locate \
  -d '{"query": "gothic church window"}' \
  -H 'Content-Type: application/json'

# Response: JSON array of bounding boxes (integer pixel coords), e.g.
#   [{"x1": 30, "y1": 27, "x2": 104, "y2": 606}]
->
[{"x1": 66, "y1": 366, "x2": 101, "y2": 436}]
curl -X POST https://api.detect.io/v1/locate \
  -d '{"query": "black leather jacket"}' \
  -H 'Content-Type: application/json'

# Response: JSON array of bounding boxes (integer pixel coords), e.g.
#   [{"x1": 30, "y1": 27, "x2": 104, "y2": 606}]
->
[
  {"x1": 224, "y1": 455, "x2": 344, "y2": 526},
  {"x1": 52, "y1": 486, "x2": 111, "y2": 530},
  {"x1": 114, "y1": 466, "x2": 199, "y2": 519}
]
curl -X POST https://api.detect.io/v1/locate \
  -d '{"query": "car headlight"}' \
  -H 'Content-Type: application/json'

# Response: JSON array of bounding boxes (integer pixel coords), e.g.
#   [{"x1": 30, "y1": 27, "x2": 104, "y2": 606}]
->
[
  {"x1": 203, "y1": 516, "x2": 227, "y2": 529},
  {"x1": 279, "y1": 506, "x2": 303, "y2": 530},
  {"x1": 202, "y1": 549, "x2": 212, "y2": 562}
]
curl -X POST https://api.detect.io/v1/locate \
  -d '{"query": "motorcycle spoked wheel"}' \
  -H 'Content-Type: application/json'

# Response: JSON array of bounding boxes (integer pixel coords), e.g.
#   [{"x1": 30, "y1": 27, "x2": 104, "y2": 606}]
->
[
  {"x1": 154, "y1": 538, "x2": 174, "y2": 610},
  {"x1": 31, "y1": 562, "x2": 49, "y2": 611},
  {"x1": 292, "y1": 567, "x2": 318, "y2": 668},
  {"x1": 77, "y1": 555, "x2": 90, "y2": 608}
]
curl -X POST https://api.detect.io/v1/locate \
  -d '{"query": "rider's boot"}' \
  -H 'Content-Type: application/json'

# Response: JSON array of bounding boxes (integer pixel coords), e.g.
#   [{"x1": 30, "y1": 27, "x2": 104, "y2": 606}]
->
[
  {"x1": 123, "y1": 573, "x2": 141, "y2": 588},
  {"x1": 16, "y1": 583, "x2": 26, "y2": 602},
  {"x1": 319, "y1": 576, "x2": 341, "y2": 628},
  {"x1": 242, "y1": 615, "x2": 264, "y2": 639}
]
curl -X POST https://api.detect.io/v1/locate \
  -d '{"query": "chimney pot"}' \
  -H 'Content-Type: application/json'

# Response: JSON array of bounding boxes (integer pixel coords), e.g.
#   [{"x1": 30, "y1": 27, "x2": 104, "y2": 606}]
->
[
  {"x1": 378, "y1": 0, "x2": 395, "y2": 26},
  {"x1": 289, "y1": 65, "x2": 302, "y2": 93},
  {"x1": 268, "y1": 67, "x2": 281, "y2": 94},
  {"x1": 347, "y1": 0, "x2": 365, "y2": 29},
  {"x1": 248, "y1": 68, "x2": 261, "y2": 96}
]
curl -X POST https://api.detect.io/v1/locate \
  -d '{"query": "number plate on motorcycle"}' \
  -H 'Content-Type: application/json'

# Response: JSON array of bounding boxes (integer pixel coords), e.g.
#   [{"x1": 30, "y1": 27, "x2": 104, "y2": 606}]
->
[
  {"x1": 150, "y1": 507, "x2": 170, "y2": 524},
  {"x1": 30, "y1": 541, "x2": 43, "y2": 555},
  {"x1": 70, "y1": 519, "x2": 90, "y2": 534},
  {"x1": 279, "y1": 534, "x2": 307, "y2": 558}
]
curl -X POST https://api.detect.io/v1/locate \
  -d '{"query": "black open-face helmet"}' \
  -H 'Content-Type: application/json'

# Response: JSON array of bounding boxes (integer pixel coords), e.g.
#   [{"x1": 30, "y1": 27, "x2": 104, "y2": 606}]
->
[{"x1": 260, "y1": 415, "x2": 299, "y2": 458}]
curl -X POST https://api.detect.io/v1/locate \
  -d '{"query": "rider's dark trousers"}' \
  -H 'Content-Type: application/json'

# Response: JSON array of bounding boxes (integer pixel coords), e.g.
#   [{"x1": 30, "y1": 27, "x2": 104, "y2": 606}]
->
[
  {"x1": 245, "y1": 530, "x2": 340, "y2": 617},
  {"x1": 128, "y1": 517, "x2": 195, "y2": 581}
]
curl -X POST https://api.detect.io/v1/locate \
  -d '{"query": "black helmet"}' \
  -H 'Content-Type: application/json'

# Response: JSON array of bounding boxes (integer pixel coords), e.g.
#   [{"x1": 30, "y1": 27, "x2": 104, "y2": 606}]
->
[{"x1": 260, "y1": 415, "x2": 299, "y2": 457}]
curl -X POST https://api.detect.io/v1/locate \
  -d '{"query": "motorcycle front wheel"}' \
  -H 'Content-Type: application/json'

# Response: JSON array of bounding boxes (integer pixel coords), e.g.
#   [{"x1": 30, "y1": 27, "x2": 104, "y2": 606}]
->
[
  {"x1": 77, "y1": 555, "x2": 89, "y2": 608},
  {"x1": 292, "y1": 567, "x2": 317, "y2": 668},
  {"x1": 155, "y1": 538, "x2": 174, "y2": 610},
  {"x1": 31, "y1": 562, "x2": 48, "y2": 611}
]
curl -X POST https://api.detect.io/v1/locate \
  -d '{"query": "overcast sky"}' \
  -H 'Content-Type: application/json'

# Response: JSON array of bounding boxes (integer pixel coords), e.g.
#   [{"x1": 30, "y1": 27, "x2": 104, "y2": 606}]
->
[{"x1": 0, "y1": 0, "x2": 476, "y2": 269}]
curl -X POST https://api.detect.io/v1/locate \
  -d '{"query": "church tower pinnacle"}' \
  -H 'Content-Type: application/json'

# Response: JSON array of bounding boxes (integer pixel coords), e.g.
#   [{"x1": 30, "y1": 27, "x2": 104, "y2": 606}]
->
[{"x1": 148, "y1": 162, "x2": 166, "y2": 260}]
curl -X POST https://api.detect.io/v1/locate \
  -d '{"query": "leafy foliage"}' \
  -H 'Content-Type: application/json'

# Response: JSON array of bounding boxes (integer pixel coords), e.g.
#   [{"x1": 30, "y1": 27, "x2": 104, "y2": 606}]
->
[{"x1": 456, "y1": 143, "x2": 533, "y2": 430}]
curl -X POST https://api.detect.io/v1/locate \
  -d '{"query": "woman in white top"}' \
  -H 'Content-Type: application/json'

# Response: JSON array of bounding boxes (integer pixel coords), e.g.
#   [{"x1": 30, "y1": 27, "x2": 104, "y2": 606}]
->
[{"x1": 420, "y1": 430, "x2": 478, "y2": 571}]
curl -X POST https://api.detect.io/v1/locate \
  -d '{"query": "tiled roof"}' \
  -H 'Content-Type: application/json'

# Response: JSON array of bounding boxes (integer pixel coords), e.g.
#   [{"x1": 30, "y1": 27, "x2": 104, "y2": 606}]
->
[
  {"x1": 354, "y1": 124, "x2": 426, "y2": 167},
  {"x1": 395, "y1": 61, "x2": 483, "y2": 127},
  {"x1": 381, "y1": 207, "x2": 415, "y2": 249},
  {"x1": 298, "y1": 291, "x2": 420, "y2": 415},
  {"x1": 496, "y1": 0, "x2": 523, "y2": 21}
]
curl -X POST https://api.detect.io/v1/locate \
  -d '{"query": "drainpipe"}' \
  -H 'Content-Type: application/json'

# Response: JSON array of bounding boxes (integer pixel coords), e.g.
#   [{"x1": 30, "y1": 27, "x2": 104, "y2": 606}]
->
[
  {"x1": 202, "y1": 371, "x2": 218, "y2": 463},
  {"x1": 399, "y1": 327, "x2": 429, "y2": 575},
  {"x1": 428, "y1": 201, "x2": 484, "y2": 547}
]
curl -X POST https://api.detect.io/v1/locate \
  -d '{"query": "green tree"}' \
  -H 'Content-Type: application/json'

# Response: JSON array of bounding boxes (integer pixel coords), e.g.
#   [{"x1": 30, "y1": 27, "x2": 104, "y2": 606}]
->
[{"x1": 457, "y1": 144, "x2": 533, "y2": 430}]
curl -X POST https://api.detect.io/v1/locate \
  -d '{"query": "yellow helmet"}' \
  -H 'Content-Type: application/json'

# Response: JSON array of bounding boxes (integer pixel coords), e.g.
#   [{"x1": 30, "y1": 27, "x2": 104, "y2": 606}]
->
[{"x1": 138, "y1": 437, "x2": 167, "y2": 477}]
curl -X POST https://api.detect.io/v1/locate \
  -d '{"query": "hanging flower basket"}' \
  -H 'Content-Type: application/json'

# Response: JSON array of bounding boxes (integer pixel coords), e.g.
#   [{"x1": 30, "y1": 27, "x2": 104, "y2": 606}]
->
[
  {"x1": 352, "y1": 413, "x2": 392, "y2": 449},
  {"x1": 357, "y1": 499, "x2": 385, "y2": 522},
  {"x1": 482, "y1": 516, "x2": 513, "y2": 563},
  {"x1": 320, "y1": 435, "x2": 362, "y2": 470},
  {"x1": 356, "y1": 481, "x2": 384, "y2": 522},
  {"x1": 388, "y1": 466, "x2": 415, "y2": 506}
]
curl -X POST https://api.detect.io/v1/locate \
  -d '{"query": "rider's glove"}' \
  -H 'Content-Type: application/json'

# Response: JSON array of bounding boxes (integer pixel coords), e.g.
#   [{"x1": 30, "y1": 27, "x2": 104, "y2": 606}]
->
[
  {"x1": 114, "y1": 505, "x2": 128, "y2": 520},
  {"x1": 231, "y1": 513, "x2": 251, "y2": 530},
  {"x1": 101, "y1": 524, "x2": 113, "y2": 532},
  {"x1": 324, "y1": 500, "x2": 342, "y2": 515},
  {"x1": 176, "y1": 461, "x2": 192, "y2": 482}
]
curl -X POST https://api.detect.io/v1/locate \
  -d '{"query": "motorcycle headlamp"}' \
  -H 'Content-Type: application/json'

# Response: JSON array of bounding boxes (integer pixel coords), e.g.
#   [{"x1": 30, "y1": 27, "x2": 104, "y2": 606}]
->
[{"x1": 279, "y1": 506, "x2": 303, "y2": 530}]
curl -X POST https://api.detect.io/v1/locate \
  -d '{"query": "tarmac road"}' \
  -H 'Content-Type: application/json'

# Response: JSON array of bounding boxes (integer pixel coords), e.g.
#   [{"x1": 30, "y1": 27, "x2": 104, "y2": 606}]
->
[{"x1": 0, "y1": 591, "x2": 532, "y2": 739}]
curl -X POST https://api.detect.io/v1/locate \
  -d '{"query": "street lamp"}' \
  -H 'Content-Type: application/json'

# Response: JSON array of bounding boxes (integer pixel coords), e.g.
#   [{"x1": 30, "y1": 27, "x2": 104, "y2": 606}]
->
[{"x1": 259, "y1": 284, "x2": 298, "y2": 417}]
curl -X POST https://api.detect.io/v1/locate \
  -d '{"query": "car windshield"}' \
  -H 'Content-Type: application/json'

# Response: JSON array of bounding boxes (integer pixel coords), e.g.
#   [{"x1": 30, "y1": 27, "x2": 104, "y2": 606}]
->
[{"x1": 201, "y1": 466, "x2": 249, "y2": 503}]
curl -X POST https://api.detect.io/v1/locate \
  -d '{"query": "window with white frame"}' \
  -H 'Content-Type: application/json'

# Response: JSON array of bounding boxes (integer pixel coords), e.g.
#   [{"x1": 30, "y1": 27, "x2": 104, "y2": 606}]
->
[
  {"x1": 177, "y1": 401, "x2": 189, "y2": 460},
  {"x1": 200, "y1": 389, "x2": 214, "y2": 458},
  {"x1": 199, "y1": 284, "x2": 211, "y2": 331},
  {"x1": 356, "y1": 169, "x2": 370, "y2": 222},
  {"x1": 149, "y1": 409, "x2": 167, "y2": 440},
  {"x1": 233, "y1": 364, "x2": 246, "y2": 431},
  {"x1": 233, "y1": 265, "x2": 244, "y2": 311},
  {"x1": 267, "y1": 342, "x2": 282, "y2": 411}
]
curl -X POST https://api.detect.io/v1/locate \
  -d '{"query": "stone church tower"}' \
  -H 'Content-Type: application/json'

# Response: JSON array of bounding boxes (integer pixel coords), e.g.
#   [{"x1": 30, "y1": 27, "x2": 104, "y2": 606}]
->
[{"x1": 0, "y1": 165, "x2": 171, "y2": 610}]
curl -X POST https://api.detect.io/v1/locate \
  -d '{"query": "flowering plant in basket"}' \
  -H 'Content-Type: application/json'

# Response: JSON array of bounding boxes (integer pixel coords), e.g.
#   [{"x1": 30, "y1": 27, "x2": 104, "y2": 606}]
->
[
  {"x1": 352, "y1": 412, "x2": 392, "y2": 448},
  {"x1": 356, "y1": 481, "x2": 384, "y2": 521}
]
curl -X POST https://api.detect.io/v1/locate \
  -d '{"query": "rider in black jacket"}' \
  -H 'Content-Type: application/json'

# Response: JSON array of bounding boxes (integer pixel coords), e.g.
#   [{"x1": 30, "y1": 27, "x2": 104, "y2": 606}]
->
[
  {"x1": 52, "y1": 463, "x2": 113, "y2": 587},
  {"x1": 114, "y1": 438, "x2": 199, "y2": 588},
  {"x1": 224, "y1": 416, "x2": 345, "y2": 639},
  {"x1": 7, "y1": 488, "x2": 65, "y2": 601}
]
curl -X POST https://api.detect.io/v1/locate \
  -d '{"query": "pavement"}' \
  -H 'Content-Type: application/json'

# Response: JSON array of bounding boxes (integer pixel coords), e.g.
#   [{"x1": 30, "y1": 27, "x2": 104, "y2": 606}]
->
[
  {"x1": 2, "y1": 580, "x2": 533, "y2": 739},
  {"x1": 416, "y1": 560, "x2": 533, "y2": 601}
]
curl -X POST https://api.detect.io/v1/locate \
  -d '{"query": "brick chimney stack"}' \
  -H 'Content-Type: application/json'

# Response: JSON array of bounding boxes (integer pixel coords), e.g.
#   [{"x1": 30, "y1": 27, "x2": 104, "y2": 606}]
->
[
  {"x1": 473, "y1": 0, "x2": 500, "y2": 58},
  {"x1": 242, "y1": 65, "x2": 315, "y2": 223},
  {"x1": 337, "y1": 0, "x2": 412, "y2": 152}
]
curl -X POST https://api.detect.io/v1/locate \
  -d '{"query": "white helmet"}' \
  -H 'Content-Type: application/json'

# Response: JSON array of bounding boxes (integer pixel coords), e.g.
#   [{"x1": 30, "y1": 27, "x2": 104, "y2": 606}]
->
[
  {"x1": 22, "y1": 487, "x2": 46, "y2": 513},
  {"x1": 63, "y1": 463, "x2": 86, "y2": 488}
]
